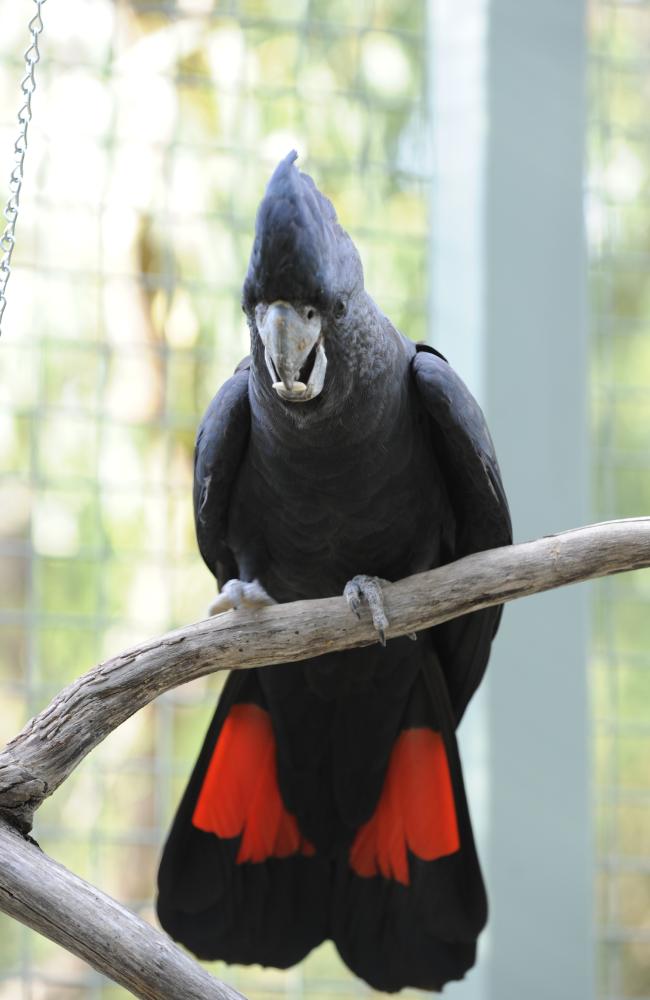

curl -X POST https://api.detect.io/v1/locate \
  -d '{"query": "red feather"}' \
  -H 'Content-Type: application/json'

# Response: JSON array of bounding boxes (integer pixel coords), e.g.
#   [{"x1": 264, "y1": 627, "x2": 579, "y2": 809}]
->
[
  {"x1": 192, "y1": 703, "x2": 314, "y2": 862},
  {"x1": 349, "y1": 728, "x2": 460, "y2": 885}
]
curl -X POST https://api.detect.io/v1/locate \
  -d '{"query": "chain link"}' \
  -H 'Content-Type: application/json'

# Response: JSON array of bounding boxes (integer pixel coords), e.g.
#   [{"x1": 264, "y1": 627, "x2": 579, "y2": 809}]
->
[{"x1": 0, "y1": 0, "x2": 47, "y2": 335}]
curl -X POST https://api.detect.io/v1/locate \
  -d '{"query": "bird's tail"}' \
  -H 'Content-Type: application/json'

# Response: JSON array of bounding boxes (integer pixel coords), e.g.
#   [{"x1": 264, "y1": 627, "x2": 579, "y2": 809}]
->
[
  {"x1": 157, "y1": 650, "x2": 486, "y2": 991},
  {"x1": 330, "y1": 659, "x2": 487, "y2": 993},
  {"x1": 156, "y1": 669, "x2": 331, "y2": 967}
]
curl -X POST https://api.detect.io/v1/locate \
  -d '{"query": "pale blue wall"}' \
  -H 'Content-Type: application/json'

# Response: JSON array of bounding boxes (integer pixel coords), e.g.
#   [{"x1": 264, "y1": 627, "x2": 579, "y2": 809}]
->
[{"x1": 429, "y1": 1, "x2": 592, "y2": 997}]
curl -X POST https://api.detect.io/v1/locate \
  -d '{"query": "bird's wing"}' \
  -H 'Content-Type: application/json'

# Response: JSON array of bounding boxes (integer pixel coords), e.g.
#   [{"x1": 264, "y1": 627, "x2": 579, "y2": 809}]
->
[
  {"x1": 193, "y1": 357, "x2": 250, "y2": 587},
  {"x1": 412, "y1": 345, "x2": 512, "y2": 722}
]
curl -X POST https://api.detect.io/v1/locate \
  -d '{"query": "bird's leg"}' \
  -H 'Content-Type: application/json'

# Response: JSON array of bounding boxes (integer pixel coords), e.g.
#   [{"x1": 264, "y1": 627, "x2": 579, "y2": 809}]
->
[
  {"x1": 343, "y1": 574, "x2": 418, "y2": 646},
  {"x1": 208, "y1": 579, "x2": 276, "y2": 616},
  {"x1": 343, "y1": 574, "x2": 391, "y2": 646}
]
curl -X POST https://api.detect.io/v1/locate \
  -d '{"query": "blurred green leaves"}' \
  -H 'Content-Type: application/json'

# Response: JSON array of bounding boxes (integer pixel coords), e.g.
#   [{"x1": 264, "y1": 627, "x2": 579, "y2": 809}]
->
[
  {"x1": 0, "y1": 0, "x2": 430, "y2": 995},
  {"x1": 590, "y1": 3, "x2": 650, "y2": 995}
]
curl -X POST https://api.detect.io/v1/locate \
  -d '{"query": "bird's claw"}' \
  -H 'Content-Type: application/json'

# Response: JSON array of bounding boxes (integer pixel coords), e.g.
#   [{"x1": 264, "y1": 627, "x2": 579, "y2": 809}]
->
[
  {"x1": 344, "y1": 574, "x2": 390, "y2": 647},
  {"x1": 208, "y1": 579, "x2": 276, "y2": 616}
]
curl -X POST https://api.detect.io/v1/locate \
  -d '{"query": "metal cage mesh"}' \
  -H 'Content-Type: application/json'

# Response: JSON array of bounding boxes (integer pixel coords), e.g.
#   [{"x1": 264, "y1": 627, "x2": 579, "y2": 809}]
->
[
  {"x1": 1, "y1": 1, "x2": 650, "y2": 998},
  {"x1": 590, "y1": 2, "x2": 650, "y2": 998},
  {"x1": 0, "y1": 0, "x2": 431, "y2": 996}
]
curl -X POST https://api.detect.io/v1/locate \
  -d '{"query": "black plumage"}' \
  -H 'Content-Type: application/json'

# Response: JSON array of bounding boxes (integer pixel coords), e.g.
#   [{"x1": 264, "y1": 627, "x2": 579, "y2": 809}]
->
[{"x1": 157, "y1": 152, "x2": 512, "y2": 992}]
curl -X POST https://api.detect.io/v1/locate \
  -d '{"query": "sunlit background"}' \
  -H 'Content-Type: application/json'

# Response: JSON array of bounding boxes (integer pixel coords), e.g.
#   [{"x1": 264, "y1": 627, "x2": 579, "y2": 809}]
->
[{"x1": 0, "y1": 1, "x2": 647, "y2": 998}]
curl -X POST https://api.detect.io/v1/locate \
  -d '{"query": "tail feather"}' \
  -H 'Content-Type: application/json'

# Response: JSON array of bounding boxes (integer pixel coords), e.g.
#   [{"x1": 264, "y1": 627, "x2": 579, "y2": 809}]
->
[
  {"x1": 156, "y1": 671, "x2": 330, "y2": 966},
  {"x1": 349, "y1": 727, "x2": 460, "y2": 884},
  {"x1": 333, "y1": 873, "x2": 478, "y2": 993},
  {"x1": 157, "y1": 643, "x2": 486, "y2": 989},
  {"x1": 192, "y1": 702, "x2": 315, "y2": 861},
  {"x1": 331, "y1": 661, "x2": 487, "y2": 992}
]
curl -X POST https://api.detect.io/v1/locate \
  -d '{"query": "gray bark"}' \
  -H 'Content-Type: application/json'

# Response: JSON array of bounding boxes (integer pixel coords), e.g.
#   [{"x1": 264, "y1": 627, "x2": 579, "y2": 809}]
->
[
  {"x1": 0, "y1": 517, "x2": 648, "y2": 999},
  {"x1": 1, "y1": 517, "x2": 648, "y2": 834},
  {"x1": 0, "y1": 821, "x2": 242, "y2": 1000}
]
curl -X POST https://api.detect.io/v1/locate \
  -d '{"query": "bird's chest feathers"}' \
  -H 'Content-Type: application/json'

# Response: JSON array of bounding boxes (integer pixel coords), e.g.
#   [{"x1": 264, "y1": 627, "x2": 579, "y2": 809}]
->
[{"x1": 229, "y1": 383, "x2": 440, "y2": 595}]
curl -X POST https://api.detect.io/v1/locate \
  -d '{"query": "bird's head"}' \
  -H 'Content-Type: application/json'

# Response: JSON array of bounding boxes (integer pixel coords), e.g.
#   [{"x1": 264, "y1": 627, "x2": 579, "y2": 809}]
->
[{"x1": 242, "y1": 151, "x2": 365, "y2": 405}]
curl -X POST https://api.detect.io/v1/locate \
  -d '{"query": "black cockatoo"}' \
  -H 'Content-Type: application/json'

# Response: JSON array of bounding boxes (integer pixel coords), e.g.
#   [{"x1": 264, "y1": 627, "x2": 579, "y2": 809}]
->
[{"x1": 157, "y1": 151, "x2": 511, "y2": 992}]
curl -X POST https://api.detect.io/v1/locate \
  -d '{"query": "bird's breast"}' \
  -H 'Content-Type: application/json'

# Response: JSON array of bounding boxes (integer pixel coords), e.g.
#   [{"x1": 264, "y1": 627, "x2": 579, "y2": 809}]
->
[{"x1": 228, "y1": 390, "x2": 446, "y2": 601}]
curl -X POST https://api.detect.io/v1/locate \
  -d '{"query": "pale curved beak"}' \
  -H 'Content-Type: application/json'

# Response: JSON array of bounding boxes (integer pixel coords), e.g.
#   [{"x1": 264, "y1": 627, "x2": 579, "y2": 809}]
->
[{"x1": 256, "y1": 301, "x2": 327, "y2": 403}]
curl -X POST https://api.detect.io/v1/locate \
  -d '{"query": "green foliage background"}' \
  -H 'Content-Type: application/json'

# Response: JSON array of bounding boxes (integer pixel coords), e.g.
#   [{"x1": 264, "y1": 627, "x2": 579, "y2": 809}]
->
[
  {"x1": 0, "y1": 0, "x2": 647, "y2": 997},
  {"x1": 590, "y1": 5, "x2": 650, "y2": 996},
  {"x1": 0, "y1": 1, "x2": 432, "y2": 996}
]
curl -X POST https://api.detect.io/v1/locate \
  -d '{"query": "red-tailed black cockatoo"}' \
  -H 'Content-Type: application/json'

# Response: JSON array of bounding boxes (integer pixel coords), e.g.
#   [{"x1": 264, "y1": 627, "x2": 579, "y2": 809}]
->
[{"x1": 157, "y1": 151, "x2": 512, "y2": 992}]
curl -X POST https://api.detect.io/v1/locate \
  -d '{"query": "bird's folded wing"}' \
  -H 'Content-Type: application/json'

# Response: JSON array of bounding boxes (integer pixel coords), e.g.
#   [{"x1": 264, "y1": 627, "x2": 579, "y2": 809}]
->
[
  {"x1": 412, "y1": 346, "x2": 513, "y2": 722},
  {"x1": 193, "y1": 359, "x2": 250, "y2": 584}
]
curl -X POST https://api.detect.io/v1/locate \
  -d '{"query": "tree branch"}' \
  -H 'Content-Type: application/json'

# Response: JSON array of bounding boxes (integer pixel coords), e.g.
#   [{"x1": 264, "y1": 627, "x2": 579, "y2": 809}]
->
[
  {"x1": 0, "y1": 516, "x2": 648, "y2": 999},
  {"x1": 0, "y1": 517, "x2": 648, "y2": 833},
  {"x1": 0, "y1": 821, "x2": 242, "y2": 1000}
]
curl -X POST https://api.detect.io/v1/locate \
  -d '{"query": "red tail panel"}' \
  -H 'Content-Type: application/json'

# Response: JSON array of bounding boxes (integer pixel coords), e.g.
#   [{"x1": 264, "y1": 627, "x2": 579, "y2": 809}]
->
[
  {"x1": 192, "y1": 703, "x2": 314, "y2": 862},
  {"x1": 349, "y1": 728, "x2": 460, "y2": 885}
]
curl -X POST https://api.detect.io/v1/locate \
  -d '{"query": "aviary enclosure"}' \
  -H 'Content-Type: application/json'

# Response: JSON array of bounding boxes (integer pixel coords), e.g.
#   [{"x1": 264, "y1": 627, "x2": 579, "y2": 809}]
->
[{"x1": 0, "y1": 2, "x2": 648, "y2": 999}]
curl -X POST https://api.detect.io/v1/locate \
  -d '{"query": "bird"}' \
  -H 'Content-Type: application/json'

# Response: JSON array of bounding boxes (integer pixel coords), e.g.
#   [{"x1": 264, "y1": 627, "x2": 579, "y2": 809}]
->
[{"x1": 156, "y1": 150, "x2": 512, "y2": 993}]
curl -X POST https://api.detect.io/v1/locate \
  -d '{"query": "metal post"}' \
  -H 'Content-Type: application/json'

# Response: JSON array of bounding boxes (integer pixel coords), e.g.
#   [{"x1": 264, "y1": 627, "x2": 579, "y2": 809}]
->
[
  {"x1": 484, "y1": 3, "x2": 592, "y2": 999},
  {"x1": 429, "y1": 2, "x2": 591, "y2": 997},
  {"x1": 428, "y1": 3, "x2": 491, "y2": 998}
]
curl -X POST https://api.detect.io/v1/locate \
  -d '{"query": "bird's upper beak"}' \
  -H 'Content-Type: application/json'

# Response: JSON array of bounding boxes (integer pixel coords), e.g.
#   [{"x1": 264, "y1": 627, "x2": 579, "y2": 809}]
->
[{"x1": 256, "y1": 301, "x2": 327, "y2": 403}]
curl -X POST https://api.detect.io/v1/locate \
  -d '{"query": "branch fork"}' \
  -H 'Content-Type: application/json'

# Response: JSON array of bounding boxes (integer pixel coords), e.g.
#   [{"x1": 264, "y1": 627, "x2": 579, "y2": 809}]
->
[{"x1": 0, "y1": 518, "x2": 648, "y2": 998}]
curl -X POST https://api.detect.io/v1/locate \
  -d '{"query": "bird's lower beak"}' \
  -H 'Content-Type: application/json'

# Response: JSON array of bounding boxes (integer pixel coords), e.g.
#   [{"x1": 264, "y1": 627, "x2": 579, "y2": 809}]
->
[{"x1": 257, "y1": 301, "x2": 327, "y2": 403}]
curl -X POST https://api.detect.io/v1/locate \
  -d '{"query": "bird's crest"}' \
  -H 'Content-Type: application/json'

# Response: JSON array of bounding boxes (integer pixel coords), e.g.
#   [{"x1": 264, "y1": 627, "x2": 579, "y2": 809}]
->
[{"x1": 243, "y1": 151, "x2": 361, "y2": 309}]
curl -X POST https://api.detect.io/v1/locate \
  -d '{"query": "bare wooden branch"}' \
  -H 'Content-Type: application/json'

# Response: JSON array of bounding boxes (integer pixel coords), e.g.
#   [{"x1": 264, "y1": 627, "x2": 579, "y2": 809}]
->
[
  {"x1": 0, "y1": 517, "x2": 648, "y2": 834},
  {"x1": 0, "y1": 516, "x2": 648, "y2": 999},
  {"x1": 0, "y1": 821, "x2": 242, "y2": 1000}
]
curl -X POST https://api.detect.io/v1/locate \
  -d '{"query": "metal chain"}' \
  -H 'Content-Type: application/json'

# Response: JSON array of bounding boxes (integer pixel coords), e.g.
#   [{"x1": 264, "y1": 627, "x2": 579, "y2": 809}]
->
[{"x1": 0, "y1": 0, "x2": 47, "y2": 335}]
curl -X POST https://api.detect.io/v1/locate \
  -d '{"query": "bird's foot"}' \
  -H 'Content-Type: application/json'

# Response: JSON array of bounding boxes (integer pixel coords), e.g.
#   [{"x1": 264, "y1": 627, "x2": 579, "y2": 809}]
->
[
  {"x1": 344, "y1": 574, "x2": 391, "y2": 646},
  {"x1": 343, "y1": 574, "x2": 417, "y2": 646},
  {"x1": 208, "y1": 579, "x2": 276, "y2": 616}
]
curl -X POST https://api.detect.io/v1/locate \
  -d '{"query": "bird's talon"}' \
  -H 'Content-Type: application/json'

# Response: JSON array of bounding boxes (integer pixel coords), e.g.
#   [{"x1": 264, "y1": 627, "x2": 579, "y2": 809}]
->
[
  {"x1": 349, "y1": 597, "x2": 361, "y2": 619},
  {"x1": 408, "y1": 632, "x2": 418, "y2": 642},
  {"x1": 344, "y1": 574, "x2": 390, "y2": 645}
]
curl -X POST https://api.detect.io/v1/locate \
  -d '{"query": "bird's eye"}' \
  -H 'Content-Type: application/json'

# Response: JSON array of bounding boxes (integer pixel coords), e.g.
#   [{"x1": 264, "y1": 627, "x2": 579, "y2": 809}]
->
[
  {"x1": 334, "y1": 299, "x2": 346, "y2": 319},
  {"x1": 305, "y1": 307, "x2": 316, "y2": 321}
]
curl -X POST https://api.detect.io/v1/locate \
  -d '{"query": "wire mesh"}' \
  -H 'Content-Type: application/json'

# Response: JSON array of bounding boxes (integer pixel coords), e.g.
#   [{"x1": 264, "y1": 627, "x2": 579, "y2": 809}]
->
[
  {"x1": 0, "y1": 0, "x2": 432, "y2": 997},
  {"x1": 589, "y1": 2, "x2": 650, "y2": 998},
  {"x1": 3, "y1": 2, "x2": 649, "y2": 998}
]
